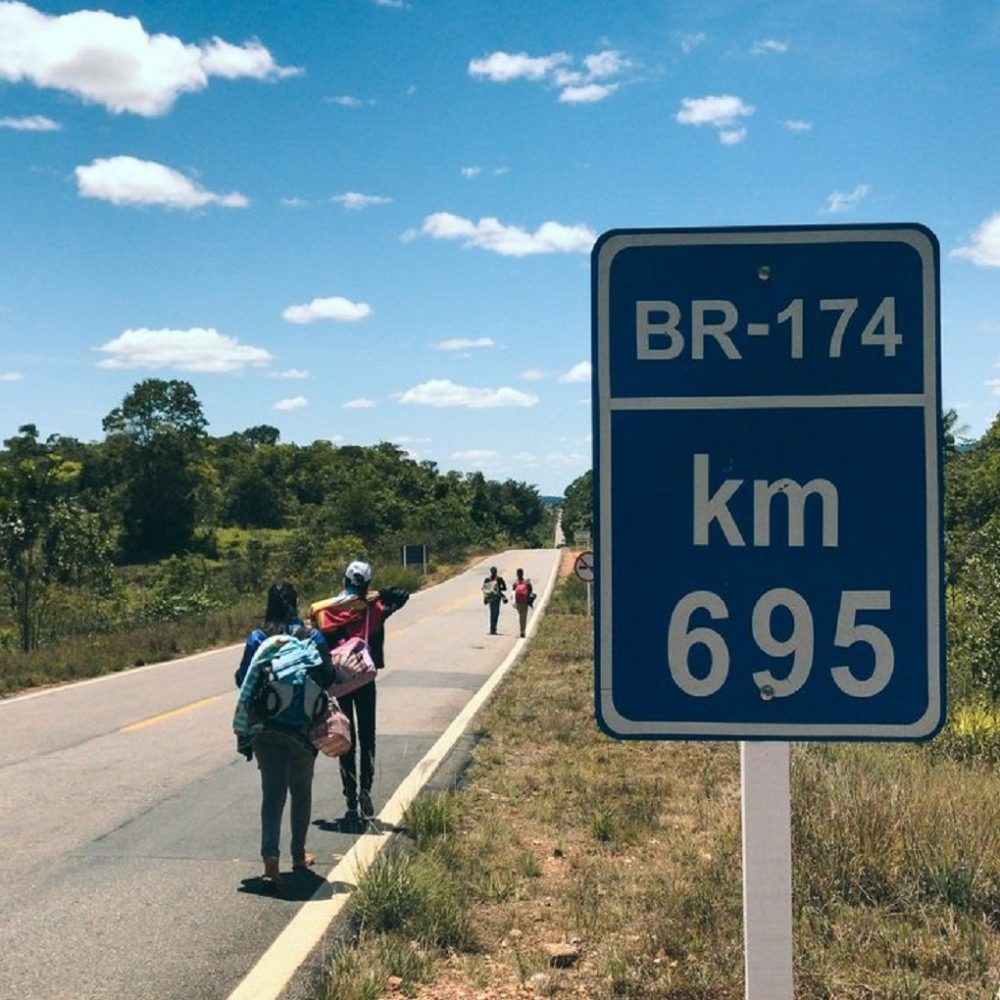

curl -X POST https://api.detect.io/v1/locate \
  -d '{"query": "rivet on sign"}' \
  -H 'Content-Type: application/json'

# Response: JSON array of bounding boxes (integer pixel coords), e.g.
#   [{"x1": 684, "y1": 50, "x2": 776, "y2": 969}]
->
[
  {"x1": 757, "y1": 265, "x2": 771, "y2": 281},
  {"x1": 760, "y1": 684, "x2": 775, "y2": 701}
]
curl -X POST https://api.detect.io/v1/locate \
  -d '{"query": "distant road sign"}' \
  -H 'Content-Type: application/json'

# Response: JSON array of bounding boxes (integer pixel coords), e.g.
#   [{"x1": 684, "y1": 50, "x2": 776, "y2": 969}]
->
[
  {"x1": 592, "y1": 225, "x2": 944, "y2": 741},
  {"x1": 574, "y1": 551, "x2": 595, "y2": 583}
]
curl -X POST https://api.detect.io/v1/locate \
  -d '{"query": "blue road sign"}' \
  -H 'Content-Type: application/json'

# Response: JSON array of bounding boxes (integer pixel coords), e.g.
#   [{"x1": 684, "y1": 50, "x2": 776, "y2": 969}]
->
[{"x1": 592, "y1": 225, "x2": 944, "y2": 740}]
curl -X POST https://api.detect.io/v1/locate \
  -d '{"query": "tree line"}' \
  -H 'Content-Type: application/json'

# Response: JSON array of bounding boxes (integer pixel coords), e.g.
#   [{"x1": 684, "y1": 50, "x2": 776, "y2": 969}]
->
[{"x1": 0, "y1": 378, "x2": 552, "y2": 653}]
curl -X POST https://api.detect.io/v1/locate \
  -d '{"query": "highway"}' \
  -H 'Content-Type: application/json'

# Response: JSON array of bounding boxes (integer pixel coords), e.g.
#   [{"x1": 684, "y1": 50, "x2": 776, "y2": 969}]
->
[{"x1": 0, "y1": 548, "x2": 560, "y2": 1000}]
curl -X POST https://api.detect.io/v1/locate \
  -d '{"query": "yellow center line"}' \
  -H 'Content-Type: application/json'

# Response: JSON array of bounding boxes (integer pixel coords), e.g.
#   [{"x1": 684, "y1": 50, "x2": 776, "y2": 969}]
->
[{"x1": 121, "y1": 693, "x2": 227, "y2": 733}]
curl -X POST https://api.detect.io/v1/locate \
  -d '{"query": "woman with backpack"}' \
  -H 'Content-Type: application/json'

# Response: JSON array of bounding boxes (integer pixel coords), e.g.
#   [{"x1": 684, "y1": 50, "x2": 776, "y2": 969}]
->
[
  {"x1": 233, "y1": 582, "x2": 336, "y2": 890},
  {"x1": 318, "y1": 560, "x2": 409, "y2": 821}
]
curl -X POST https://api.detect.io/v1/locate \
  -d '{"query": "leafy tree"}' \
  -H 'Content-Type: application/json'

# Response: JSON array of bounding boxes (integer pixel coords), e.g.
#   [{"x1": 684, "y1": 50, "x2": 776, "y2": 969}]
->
[
  {"x1": 242, "y1": 424, "x2": 281, "y2": 448},
  {"x1": 0, "y1": 425, "x2": 111, "y2": 650},
  {"x1": 102, "y1": 380, "x2": 210, "y2": 560},
  {"x1": 561, "y1": 469, "x2": 592, "y2": 543}
]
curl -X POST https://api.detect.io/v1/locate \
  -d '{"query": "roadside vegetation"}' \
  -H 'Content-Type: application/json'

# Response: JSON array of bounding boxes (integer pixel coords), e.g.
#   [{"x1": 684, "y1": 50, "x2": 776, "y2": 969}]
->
[
  {"x1": 317, "y1": 567, "x2": 1000, "y2": 999},
  {"x1": 0, "y1": 377, "x2": 553, "y2": 696}
]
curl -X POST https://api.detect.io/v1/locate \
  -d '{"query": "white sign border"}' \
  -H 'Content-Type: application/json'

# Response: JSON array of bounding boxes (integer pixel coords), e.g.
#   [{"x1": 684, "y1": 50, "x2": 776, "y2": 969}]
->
[{"x1": 595, "y1": 226, "x2": 942, "y2": 740}]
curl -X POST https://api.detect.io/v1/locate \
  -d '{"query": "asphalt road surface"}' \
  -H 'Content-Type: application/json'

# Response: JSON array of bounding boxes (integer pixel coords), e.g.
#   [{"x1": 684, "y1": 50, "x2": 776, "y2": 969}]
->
[{"x1": 0, "y1": 548, "x2": 559, "y2": 1000}]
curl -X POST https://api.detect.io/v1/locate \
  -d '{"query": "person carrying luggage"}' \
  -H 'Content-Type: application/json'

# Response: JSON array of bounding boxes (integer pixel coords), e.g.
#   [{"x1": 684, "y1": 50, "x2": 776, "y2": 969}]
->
[{"x1": 233, "y1": 581, "x2": 336, "y2": 890}]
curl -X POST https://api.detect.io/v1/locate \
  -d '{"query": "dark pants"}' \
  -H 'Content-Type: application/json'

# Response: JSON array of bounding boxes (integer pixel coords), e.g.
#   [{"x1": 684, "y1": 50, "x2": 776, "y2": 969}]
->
[
  {"x1": 488, "y1": 599, "x2": 502, "y2": 633},
  {"x1": 254, "y1": 730, "x2": 316, "y2": 863},
  {"x1": 338, "y1": 680, "x2": 376, "y2": 805}
]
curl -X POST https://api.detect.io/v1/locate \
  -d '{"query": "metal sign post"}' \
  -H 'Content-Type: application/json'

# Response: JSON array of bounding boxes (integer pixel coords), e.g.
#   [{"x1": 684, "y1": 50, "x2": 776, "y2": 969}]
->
[
  {"x1": 574, "y1": 550, "x2": 595, "y2": 619},
  {"x1": 591, "y1": 225, "x2": 943, "y2": 999}
]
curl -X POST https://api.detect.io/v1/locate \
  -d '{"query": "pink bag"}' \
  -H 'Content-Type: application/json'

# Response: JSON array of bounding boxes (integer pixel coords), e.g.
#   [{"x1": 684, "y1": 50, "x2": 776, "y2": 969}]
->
[
  {"x1": 325, "y1": 608, "x2": 377, "y2": 698},
  {"x1": 311, "y1": 697, "x2": 352, "y2": 757}
]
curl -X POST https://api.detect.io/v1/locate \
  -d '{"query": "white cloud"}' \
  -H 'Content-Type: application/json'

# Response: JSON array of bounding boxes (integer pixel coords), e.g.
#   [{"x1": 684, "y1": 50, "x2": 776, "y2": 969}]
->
[
  {"x1": 559, "y1": 83, "x2": 618, "y2": 104},
  {"x1": 393, "y1": 435, "x2": 431, "y2": 445},
  {"x1": 584, "y1": 50, "x2": 629, "y2": 78},
  {"x1": 676, "y1": 94, "x2": 754, "y2": 143},
  {"x1": 784, "y1": 119, "x2": 812, "y2": 131},
  {"x1": 470, "y1": 48, "x2": 627, "y2": 104},
  {"x1": 468, "y1": 50, "x2": 570, "y2": 83},
  {"x1": 398, "y1": 379, "x2": 538, "y2": 408},
  {"x1": 719, "y1": 127, "x2": 748, "y2": 145},
  {"x1": 0, "y1": 3, "x2": 297, "y2": 117},
  {"x1": 329, "y1": 95, "x2": 364, "y2": 107},
  {"x1": 680, "y1": 32, "x2": 707, "y2": 54},
  {"x1": 343, "y1": 398, "x2": 376, "y2": 409},
  {"x1": 419, "y1": 212, "x2": 595, "y2": 256},
  {"x1": 0, "y1": 371, "x2": 24, "y2": 381},
  {"x1": 94, "y1": 327, "x2": 272, "y2": 372},
  {"x1": 557, "y1": 360, "x2": 591, "y2": 384},
  {"x1": 751, "y1": 39, "x2": 789, "y2": 55},
  {"x1": 282, "y1": 296, "x2": 372, "y2": 324},
  {"x1": 823, "y1": 184, "x2": 871, "y2": 214},
  {"x1": 267, "y1": 368, "x2": 309, "y2": 379},
  {"x1": 280, "y1": 197, "x2": 309, "y2": 208},
  {"x1": 273, "y1": 396, "x2": 307, "y2": 411},
  {"x1": 0, "y1": 113, "x2": 58, "y2": 130},
  {"x1": 199, "y1": 37, "x2": 300, "y2": 80},
  {"x1": 450, "y1": 449, "x2": 502, "y2": 466},
  {"x1": 461, "y1": 166, "x2": 482, "y2": 178},
  {"x1": 952, "y1": 211, "x2": 1000, "y2": 267},
  {"x1": 546, "y1": 450, "x2": 586, "y2": 468},
  {"x1": 75, "y1": 156, "x2": 248, "y2": 209},
  {"x1": 374, "y1": 0, "x2": 405, "y2": 6},
  {"x1": 435, "y1": 337, "x2": 494, "y2": 351},
  {"x1": 333, "y1": 191, "x2": 393, "y2": 210},
  {"x1": 520, "y1": 368, "x2": 545, "y2": 381}
]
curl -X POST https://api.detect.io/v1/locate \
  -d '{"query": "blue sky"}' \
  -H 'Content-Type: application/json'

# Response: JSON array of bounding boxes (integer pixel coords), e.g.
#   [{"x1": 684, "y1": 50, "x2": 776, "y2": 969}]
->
[{"x1": 1, "y1": 0, "x2": 998, "y2": 496}]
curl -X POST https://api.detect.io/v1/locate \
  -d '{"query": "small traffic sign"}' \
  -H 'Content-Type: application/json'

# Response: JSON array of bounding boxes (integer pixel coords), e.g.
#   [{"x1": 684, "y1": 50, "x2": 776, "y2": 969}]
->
[
  {"x1": 574, "y1": 550, "x2": 595, "y2": 583},
  {"x1": 592, "y1": 225, "x2": 944, "y2": 741}
]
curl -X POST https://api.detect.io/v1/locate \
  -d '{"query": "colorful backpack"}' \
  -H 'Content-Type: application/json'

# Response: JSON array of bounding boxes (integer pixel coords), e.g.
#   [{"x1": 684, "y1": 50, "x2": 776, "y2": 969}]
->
[
  {"x1": 482, "y1": 578, "x2": 500, "y2": 604},
  {"x1": 514, "y1": 579, "x2": 531, "y2": 605},
  {"x1": 250, "y1": 634, "x2": 328, "y2": 730}
]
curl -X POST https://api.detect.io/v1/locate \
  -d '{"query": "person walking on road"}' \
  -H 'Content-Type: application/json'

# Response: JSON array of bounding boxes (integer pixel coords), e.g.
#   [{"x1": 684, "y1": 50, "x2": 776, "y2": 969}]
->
[
  {"x1": 512, "y1": 567, "x2": 533, "y2": 638},
  {"x1": 482, "y1": 565, "x2": 508, "y2": 635},
  {"x1": 322, "y1": 560, "x2": 409, "y2": 821},
  {"x1": 233, "y1": 582, "x2": 336, "y2": 890}
]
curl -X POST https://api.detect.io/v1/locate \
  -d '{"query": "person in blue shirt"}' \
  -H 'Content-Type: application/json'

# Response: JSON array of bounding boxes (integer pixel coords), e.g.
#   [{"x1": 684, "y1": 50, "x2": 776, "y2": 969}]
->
[{"x1": 234, "y1": 581, "x2": 334, "y2": 890}]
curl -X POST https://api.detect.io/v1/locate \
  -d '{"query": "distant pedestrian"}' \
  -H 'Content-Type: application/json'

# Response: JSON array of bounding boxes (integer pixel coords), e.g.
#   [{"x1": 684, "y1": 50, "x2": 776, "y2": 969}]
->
[
  {"x1": 482, "y1": 565, "x2": 507, "y2": 634},
  {"x1": 512, "y1": 568, "x2": 533, "y2": 637},
  {"x1": 322, "y1": 560, "x2": 409, "y2": 820},
  {"x1": 233, "y1": 582, "x2": 336, "y2": 890}
]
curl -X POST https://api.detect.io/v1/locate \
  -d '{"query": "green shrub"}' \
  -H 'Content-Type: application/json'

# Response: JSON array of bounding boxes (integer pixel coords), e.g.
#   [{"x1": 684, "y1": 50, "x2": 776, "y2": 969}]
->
[
  {"x1": 933, "y1": 699, "x2": 1000, "y2": 764},
  {"x1": 323, "y1": 933, "x2": 437, "y2": 1000},
  {"x1": 350, "y1": 845, "x2": 474, "y2": 952},
  {"x1": 403, "y1": 791, "x2": 459, "y2": 851}
]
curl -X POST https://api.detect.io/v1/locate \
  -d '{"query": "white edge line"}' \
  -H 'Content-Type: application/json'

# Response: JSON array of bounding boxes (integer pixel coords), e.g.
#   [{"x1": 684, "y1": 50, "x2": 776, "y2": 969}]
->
[{"x1": 226, "y1": 550, "x2": 563, "y2": 1000}]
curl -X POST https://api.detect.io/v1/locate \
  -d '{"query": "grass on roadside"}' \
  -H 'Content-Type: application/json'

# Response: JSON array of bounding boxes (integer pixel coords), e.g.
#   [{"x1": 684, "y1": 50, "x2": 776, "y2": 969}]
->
[
  {"x1": 319, "y1": 574, "x2": 1000, "y2": 999},
  {"x1": 0, "y1": 597, "x2": 258, "y2": 697}
]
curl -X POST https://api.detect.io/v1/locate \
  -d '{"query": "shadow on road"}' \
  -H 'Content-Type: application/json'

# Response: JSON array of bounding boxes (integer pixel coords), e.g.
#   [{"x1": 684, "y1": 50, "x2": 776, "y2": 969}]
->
[
  {"x1": 313, "y1": 814, "x2": 402, "y2": 836},
  {"x1": 237, "y1": 868, "x2": 332, "y2": 901}
]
